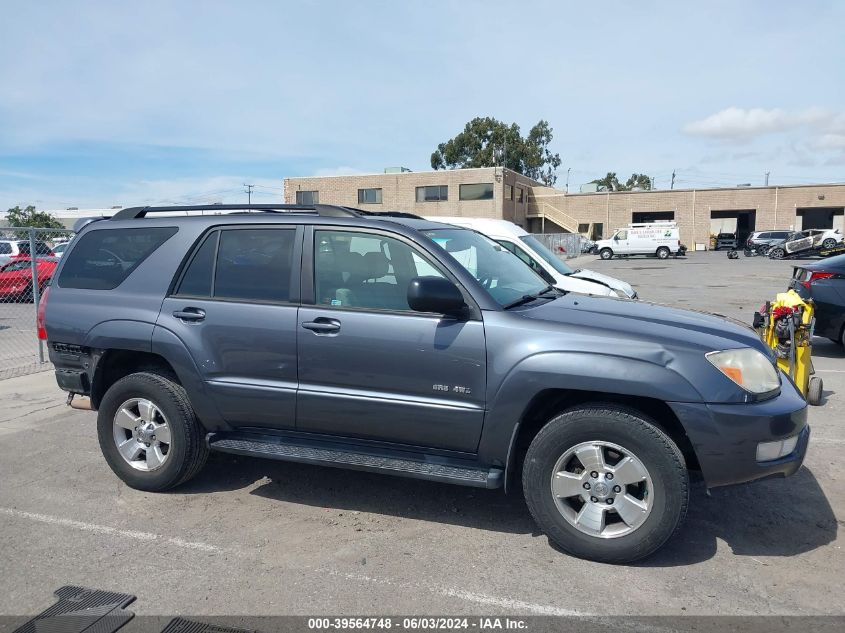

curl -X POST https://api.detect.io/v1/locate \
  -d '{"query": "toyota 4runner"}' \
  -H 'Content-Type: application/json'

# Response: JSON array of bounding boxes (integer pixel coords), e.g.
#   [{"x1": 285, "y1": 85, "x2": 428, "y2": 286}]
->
[{"x1": 43, "y1": 204, "x2": 810, "y2": 563}]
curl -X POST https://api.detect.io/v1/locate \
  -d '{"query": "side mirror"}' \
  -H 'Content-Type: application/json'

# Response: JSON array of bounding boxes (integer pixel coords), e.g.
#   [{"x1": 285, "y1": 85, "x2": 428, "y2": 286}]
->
[
  {"x1": 408, "y1": 277, "x2": 466, "y2": 316},
  {"x1": 613, "y1": 235, "x2": 619, "y2": 241}
]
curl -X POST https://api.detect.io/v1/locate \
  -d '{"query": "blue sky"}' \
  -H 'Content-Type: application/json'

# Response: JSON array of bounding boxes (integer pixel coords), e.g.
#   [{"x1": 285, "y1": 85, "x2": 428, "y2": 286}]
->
[{"x1": 1, "y1": 0, "x2": 844, "y2": 210}]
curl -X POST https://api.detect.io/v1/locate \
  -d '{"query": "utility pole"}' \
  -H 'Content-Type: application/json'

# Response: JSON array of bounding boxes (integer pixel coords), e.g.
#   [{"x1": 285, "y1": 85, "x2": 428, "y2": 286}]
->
[
  {"x1": 670, "y1": 170, "x2": 676, "y2": 190},
  {"x1": 566, "y1": 167, "x2": 571, "y2": 193},
  {"x1": 764, "y1": 171, "x2": 770, "y2": 186},
  {"x1": 244, "y1": 183, "x2": 254, "y2": 204}
]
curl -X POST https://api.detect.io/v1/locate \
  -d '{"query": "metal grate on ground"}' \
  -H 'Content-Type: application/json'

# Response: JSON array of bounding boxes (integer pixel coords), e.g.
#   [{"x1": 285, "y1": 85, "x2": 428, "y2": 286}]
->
[{"x1": 0, "y1": 227, "x2": 75, "y2": 379}]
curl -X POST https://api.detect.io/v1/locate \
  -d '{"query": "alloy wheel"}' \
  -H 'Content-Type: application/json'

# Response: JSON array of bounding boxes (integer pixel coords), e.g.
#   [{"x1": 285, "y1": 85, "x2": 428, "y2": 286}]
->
[
  {"x1": 550, "y1": 440, "x2": 653, "y2": 538},
  {"x1": 112, "y1": 398, "x2": 172, "y2": 471}
]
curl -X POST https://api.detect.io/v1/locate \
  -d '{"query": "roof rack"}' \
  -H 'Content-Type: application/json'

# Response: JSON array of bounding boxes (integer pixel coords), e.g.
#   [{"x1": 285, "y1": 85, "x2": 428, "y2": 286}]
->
[{"x1": 110, "y1": 204, "x2": 366, "y2": 221}]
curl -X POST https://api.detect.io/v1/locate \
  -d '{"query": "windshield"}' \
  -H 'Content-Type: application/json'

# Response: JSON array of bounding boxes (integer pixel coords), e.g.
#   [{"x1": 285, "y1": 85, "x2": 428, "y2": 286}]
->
[
  {"x1": 423, "y1": 228, "x2": 549, "y2": 307},
  {"x1": 519, "y1": 235, "x2": 574, "y2": 275}
]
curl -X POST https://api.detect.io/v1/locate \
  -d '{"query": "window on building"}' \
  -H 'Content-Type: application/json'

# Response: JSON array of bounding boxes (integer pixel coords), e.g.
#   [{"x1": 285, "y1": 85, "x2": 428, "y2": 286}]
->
[
  {"x1": 632, "y1": 211, "x2": 675, "y2": 223},
  {"x1": 516, "y1": 188, "x2": 524, "y2": 203},
  {"x1": 358, "y1": 188, "x2": 383, "y2": 204},
  {"x1": 459, "y1": 183, "x2": 494, "y2": 201},
  {"x1": 296, "y1": 190, "x2": 319, "y2": 205},
  {"x1": 505, "y1": 185, "x2": 514, "y2": 201},
  {"x1": 415, "y1": 185, "x2": 448, "y2": 202}
]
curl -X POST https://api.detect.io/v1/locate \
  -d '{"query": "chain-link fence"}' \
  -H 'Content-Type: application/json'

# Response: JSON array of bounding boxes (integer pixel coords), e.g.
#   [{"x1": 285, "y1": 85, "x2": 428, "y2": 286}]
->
[
  {"x1": 0, "y1": 227, "x2": 75, "y2": 379},
  {"x1": 533, "y1": 232, "x2": 583, "y2": 260}
]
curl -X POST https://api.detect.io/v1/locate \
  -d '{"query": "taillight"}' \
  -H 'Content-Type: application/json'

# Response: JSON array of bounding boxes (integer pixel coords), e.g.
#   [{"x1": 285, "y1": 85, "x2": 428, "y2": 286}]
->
[
  {"x1": 801, "y1": 271, "x2": 834, "y2": 290},
  {"x1": 36, "y1": 285, "x2": 50, "y2": 340}
]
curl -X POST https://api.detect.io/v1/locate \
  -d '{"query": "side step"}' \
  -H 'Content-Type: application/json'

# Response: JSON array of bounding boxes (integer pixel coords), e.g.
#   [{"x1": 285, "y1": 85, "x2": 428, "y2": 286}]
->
[{"x1": 207, "y1": 432, "x2": 503, "y2": 489}]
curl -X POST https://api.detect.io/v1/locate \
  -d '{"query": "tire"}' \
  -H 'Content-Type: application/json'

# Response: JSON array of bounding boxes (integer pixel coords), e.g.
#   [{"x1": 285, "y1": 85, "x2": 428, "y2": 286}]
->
[
  {"x1": 522, "y1": 404, "x2": 689, "y2": 564},
  {"x1": 599, "y1": 248, "x2": 614, "y2": 260},
  {"x1": 769, "y1": 247, "x2": 785, "y2": 260},
  {"x1": 656, "y1": 247, "x2": 670, "y2": 259},
  {"x1": 759, "y1": 244, "x2": 771, "y2": 256},
  {"x1": 97, "y1": 371, "x2": 209, "y2": 491},
  {"x1": 807, "y1": 376, "x2": 823, "y2": 406},
  {"x1": 822, "y1": 238, "x2": 836, "y2": 250}
]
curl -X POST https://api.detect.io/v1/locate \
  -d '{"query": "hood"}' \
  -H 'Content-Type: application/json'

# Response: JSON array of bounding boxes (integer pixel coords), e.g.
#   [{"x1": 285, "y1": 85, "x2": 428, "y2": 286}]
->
[
  {"x1": 551, "y1": 273, "x2": 615, "y2": 297},
  {"x1": 520, "y1": 293, "x2": 768, "y2": 355},
  {"x1": 570, "y1": 268, "x2": 636, "y2": 298}
]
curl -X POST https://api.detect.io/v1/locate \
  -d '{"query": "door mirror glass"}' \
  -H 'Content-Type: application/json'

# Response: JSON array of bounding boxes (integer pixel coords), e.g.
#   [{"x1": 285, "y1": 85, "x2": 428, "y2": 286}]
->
[{"x1": 407, "y1": 276, "x2": 465, "y2": 316}]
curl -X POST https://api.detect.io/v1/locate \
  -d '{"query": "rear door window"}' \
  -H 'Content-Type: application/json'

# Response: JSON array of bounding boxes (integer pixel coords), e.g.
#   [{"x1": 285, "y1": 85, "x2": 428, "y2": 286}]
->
[
  {"x1": 58, "y1": 227, "x2": 178, "y2": 290},
  {"x1": 175, "y1": 228, "x2": 296, "y2": 303},
  {"x1": 0, "y1": 243, "x2": 11, "y2": 255}
]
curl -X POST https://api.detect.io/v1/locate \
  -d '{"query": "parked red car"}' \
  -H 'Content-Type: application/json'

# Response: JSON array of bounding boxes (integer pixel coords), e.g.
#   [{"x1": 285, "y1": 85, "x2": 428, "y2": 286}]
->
[{"x1": 0, "y1": 257, "x2": 58, "y2": 302}]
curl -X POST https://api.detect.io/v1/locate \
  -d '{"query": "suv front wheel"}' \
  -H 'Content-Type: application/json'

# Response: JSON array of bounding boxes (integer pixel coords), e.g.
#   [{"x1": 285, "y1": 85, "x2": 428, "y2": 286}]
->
[
  {"x1": 97, "y1": 371, "x2": 209, "y2": 491},
  {"x1": 522, "y1": 404, "x2": 688, "y2": 563}
]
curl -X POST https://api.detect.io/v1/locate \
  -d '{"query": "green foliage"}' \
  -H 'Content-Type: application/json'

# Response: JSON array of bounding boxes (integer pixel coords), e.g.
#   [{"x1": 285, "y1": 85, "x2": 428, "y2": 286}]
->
[
  {"x1": 590, "y1": 172, "x2": 652, "y2": 192},
  {"x1": 431, "y1": 117, "x2": 562, "y2": 186},
  {"x1": 6, "y1": 205, "x2": 66, "y2": 230}
]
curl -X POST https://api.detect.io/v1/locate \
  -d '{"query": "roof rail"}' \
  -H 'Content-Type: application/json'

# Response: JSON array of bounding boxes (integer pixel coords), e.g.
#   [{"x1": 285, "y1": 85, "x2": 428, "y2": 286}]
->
[{"x1": 110, "y1": 204, "x2": 365, "y2": 221}]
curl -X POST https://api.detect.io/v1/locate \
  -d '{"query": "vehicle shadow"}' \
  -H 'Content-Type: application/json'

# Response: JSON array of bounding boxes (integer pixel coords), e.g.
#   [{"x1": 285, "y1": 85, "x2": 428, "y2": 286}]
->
[
  {"x1": 811, "y1": 338, "x2": 845, "y2": 359},
  {"x1": 181, "y1": 454, "x2": 836, "y2": 565},
  {"x1": 637, "y1": 467, "x2": 837, "y2": 567}
]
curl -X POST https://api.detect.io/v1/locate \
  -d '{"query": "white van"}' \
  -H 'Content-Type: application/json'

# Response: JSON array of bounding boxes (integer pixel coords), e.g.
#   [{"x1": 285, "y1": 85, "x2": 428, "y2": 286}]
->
[
  {"x1": 425, "y1": 217, "x2": 637, "y2": 299},
  {"x1": 594, "y1": 221, "x2": 683, "y2": 260}
]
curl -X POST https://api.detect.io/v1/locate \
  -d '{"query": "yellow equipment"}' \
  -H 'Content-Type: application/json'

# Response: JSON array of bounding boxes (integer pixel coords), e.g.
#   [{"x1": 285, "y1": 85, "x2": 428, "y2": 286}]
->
[{"x1": 754, "y1": 289, "x2": 823, "y2": 405}]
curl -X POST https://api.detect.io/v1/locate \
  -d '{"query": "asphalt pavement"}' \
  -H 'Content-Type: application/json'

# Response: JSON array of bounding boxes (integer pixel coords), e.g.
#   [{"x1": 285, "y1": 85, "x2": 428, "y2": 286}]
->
[{"x1": 0, "y1": 251, "x2": 842, "y2": 617}]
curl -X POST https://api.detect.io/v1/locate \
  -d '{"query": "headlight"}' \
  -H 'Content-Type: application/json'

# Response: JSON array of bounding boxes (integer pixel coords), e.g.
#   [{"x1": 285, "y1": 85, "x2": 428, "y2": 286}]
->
[{"x1": 705, "y1": 348, "x2": 780, "y2": 394}]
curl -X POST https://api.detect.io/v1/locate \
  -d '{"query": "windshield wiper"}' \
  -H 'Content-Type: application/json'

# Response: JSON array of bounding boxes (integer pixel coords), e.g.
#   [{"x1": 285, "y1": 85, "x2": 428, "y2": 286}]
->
[{"x1": 502, "y1": 285, "x2": 560, "y2": 310}]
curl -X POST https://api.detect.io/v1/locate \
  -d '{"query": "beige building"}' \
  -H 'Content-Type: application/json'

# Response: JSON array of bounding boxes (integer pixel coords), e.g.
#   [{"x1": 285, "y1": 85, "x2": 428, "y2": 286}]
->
[{"x1": 284, "y1": 168, "x2": 845, "y2": 247}]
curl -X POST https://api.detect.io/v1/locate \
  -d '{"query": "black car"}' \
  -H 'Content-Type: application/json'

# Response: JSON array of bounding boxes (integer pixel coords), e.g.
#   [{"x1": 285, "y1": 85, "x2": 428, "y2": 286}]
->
[
  {"x1": 714, "y1": 233, "x2": 738, "y2": 250},
  {"x1": 746, "y1": 230, "x2": 792, "y2": 254},
  {"x1": 790, "y1": 254, "x2": 845, "y2": 345}
]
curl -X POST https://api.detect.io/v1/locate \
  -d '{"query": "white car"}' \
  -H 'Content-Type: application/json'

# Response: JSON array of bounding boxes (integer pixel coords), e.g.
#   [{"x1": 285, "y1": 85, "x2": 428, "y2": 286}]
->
[
  {"x1": 594, "y1": 221, "x2": 683, "y2": 260},
  {"x1": 424, "y1": 217, "x2": 637, "y2": 299}
]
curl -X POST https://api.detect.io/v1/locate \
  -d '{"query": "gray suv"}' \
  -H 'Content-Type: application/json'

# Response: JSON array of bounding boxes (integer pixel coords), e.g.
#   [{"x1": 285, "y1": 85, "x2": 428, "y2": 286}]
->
[{"x1": 43, "y1": 204, "x2": 809, "y2": 563}]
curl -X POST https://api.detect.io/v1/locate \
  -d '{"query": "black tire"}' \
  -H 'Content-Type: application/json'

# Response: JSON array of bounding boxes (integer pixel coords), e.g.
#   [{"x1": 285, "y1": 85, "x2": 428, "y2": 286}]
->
[
  {"x1": 522, "y1": 404, "x2": 689, "y2": 564},
  {"x1": 769, "y1": 247, "x2": 785, "y2": 259},
  {"x1": 600, "y1": 248, "x2": 614, "y2": 260},
  {"x1": 656, "y1": 247, "x2": 670, "y2": 259},
  {"x1": 807, "y1": 376, "x2": 823, "y2": 406},
  {"x1": 759, "y1": 244, "x2": 771, "y2": 256},
  {"x1": 97, "y1": 371, "x2": 209, "y2": 491},
  {"x1": 822, "y1": 238, "x2": 836, "y2": 250}
]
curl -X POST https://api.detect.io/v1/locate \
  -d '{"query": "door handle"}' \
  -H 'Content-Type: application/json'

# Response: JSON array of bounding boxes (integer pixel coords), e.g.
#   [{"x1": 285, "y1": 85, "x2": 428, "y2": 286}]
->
[
  {"x1": 173, "y1": 308, "x2": 206, "y2": 322},
  {"x1": 301, "y1": 318, "x2": 341, "y2": 334}
]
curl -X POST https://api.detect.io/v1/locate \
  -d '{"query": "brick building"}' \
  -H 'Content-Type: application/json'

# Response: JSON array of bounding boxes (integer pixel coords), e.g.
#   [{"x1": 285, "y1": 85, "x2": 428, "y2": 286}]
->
[{"x1": 284, "y1": 168, "x2": 845, "y2": 248}]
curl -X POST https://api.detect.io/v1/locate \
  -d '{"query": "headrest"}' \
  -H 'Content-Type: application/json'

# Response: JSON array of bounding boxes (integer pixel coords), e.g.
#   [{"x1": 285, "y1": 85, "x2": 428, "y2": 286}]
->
[{"x1": 363, "y1": 251, "x2": 389, "y2": 279}]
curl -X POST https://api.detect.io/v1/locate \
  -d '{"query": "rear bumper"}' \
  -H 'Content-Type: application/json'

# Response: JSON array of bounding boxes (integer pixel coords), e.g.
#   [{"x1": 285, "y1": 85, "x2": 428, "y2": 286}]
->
[{"x1": 669, "y1": 380, "x2": 809, "y2": 488}]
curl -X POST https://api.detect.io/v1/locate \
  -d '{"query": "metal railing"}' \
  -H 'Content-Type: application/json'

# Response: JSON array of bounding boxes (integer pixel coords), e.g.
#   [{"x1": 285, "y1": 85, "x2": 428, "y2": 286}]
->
[{"x1": 0, "y1": 227, "x2": 75, "y2": 379}]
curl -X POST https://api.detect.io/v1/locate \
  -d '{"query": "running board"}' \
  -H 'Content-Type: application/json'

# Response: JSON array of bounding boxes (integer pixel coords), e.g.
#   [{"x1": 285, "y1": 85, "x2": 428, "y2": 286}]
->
[{"x1": 207, "y1": 432, "x2": 503, "y2": 489}]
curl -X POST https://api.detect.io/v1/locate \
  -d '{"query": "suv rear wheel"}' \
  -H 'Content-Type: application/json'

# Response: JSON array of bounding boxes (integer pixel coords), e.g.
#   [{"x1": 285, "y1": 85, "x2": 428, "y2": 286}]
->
[
  {"x1": 522, "y1": 404, "x2": 688, "y2": 563},
  {"x1": 97, "y1": 371, "x2": 209, "y2": 491},
  {"x1": 599, "y1": 248, "x2": 614, "y2": 260}
]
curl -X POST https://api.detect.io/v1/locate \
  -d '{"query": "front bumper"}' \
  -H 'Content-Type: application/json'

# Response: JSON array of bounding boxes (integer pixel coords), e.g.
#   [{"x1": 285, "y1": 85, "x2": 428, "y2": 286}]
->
[{"x1": 669, "y1": 379, "x2": 809, "y2": 488}]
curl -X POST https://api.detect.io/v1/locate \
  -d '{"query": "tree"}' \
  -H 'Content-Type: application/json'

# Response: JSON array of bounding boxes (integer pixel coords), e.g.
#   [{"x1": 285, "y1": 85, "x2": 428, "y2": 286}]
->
[
  {"x1": 589, "y1": 172, "x2": 652, "y2": 192},
  {"x1": 431, "y1": 117, "x2": 562, "y2": 186},
  {"x1": 6, "y1": 205, "x2": 65, "y2": 229}
]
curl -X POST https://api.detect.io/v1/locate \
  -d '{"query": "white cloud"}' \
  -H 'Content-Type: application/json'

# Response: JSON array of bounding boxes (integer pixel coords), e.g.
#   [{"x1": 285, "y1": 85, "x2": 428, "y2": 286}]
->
[{"x1": 683, "y1": 107, "x2": 799, "y2": 140}]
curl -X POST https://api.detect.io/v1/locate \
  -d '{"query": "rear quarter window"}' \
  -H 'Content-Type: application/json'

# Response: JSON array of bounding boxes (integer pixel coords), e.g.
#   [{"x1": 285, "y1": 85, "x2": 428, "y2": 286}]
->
[{"x1": 58, "y1": 227, "x2": 178, "y2": 290}]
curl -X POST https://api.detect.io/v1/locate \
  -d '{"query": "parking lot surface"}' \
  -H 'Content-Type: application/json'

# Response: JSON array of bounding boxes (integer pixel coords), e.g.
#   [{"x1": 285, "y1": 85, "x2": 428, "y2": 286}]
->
[{"x1": 0, "y1": 251, "x2": 842, "y2": 616}]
